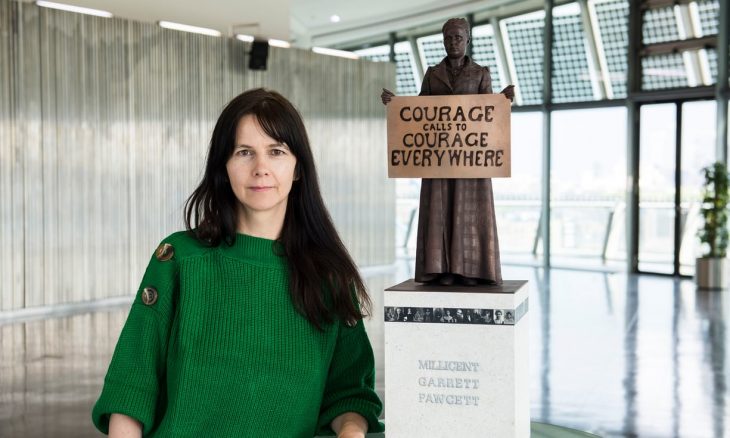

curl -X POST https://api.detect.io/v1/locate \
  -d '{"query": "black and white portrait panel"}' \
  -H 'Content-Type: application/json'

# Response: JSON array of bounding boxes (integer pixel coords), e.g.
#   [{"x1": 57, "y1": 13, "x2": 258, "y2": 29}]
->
[
  {"x1": 440, "y1": 308, "x2": 457, "y2": 323},
  {"x1": 493, "y1": 309, "x2": 505, "y2": 325},
  {"x1": 504, "y1": 310, "x2": 515, "y2": 325},
  {"x1": 482, "y1": 309, "x2": 493, "y2": 324},
  {"x1": 385, "y1": 305, "x2": 519, "y2": 325}
]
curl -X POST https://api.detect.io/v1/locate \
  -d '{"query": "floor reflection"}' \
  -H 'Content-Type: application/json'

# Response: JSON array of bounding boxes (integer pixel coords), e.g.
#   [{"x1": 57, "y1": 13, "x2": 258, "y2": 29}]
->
[{"x1": 1, "y1": 262, "x2": 729, "y2": 437}]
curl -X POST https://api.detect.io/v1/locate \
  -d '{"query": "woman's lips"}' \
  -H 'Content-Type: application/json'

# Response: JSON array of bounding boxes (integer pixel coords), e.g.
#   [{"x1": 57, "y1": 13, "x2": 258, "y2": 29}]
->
[{"x1": 248, "y1": 186, "x2": 273, "y2": 192}]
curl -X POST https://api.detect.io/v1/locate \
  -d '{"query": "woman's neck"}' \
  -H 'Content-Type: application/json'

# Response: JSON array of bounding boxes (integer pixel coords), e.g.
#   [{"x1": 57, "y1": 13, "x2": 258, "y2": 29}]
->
[{"x1": 236, "y1": 208, "x2": 285, "y2": 240}]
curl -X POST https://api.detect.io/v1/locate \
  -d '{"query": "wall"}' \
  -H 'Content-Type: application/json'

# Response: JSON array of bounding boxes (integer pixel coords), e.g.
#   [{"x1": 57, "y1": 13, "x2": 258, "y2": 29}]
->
[{"x1": 0, "y1": 0, "x2": 395, "y2": 311}]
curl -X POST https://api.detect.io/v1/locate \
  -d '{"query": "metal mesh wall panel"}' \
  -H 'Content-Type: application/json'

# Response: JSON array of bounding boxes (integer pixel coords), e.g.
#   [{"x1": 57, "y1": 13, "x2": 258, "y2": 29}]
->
[
  {"x1": 553, "y1": 7, "x2": 595, "y2": 103},
  {"x1": 593, "y1": 0, "x2": 629, "y2": 98},
  {"x1": 355, "y1": 45, "x2": 390, "y2": 63},
  {"x1": 697, "y1": 0, "x2": 719, "y2": 36},
  {"x1": 471, "y1": 25, "x2": 503, "y2": 92},
  {"x1": 417, "y1": 27, "x2": 503, "y2": 92},
  {"x1": 642, "y1": 7, "x2": 680, "y2": 44},
  {"x1": 417, "y1": 33, "x2": 444, "y2": 68},
  {"x1": 706, "y1": 47, "x2": 718, "y2": 83},
  {"x1": 642, "y1": 53, "x2": 689, "y2": 89},
  {"x1": 394, "y1": 42, "x2": 419, "y2": 95},
  {"x1": 503, "y1": 13, "x2": 544, "y2": 105}
]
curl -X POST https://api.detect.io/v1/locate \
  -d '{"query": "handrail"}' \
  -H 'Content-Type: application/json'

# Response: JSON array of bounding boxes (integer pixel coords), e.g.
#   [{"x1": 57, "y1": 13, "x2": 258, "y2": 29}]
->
[{"x1": 398, "y1": 199, "x2": 703, "y2": 265}]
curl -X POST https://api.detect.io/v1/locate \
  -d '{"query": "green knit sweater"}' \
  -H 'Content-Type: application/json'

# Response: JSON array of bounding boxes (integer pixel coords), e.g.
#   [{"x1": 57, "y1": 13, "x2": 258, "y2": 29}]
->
[{"x1": 92, "y1": 231, "x2": 383, "y2": 437}]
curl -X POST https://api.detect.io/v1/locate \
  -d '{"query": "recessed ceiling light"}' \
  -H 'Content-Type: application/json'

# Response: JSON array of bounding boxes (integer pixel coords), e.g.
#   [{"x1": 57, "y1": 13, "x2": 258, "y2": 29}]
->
[
  {"x1": 268, "y1": 39, "x2": 291, "y2": 48},
  {"x1": 236, "y1": 34, "x2": 255, "y2": 43},
  {"x1": 330, "y1": 14, "x2": 341, "y2": 23},
  {"x1": 158, "y1": 21, "x2": 221, "y2": 37},
  {"x1": 35, "y1": 1, "x2": 112, "y2": 18},
  {"x1": 312, "y1": 47, "x2": 358, "y2": 60}
]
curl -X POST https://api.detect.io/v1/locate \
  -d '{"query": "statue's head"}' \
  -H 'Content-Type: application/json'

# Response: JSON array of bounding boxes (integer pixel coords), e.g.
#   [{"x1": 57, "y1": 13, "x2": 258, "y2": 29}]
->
[{"x1": 442, "y1": 18, "x2": 470, "y2": 60}]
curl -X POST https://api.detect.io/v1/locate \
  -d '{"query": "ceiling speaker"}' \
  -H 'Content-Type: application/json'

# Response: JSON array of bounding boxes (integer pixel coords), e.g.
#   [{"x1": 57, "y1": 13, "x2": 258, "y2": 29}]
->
[{"x1": 249, "y1": 41, "x2": 269, "y2": 70}]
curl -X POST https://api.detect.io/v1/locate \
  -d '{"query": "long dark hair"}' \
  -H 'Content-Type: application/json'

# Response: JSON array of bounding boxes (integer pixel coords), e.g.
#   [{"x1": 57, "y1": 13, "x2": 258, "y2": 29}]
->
[{"x1": 185, "y1": 88, "x2": 370, "y2": 329}]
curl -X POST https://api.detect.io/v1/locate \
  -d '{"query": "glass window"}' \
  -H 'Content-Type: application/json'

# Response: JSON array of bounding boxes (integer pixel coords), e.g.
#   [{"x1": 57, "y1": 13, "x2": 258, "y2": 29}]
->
[
  {"x1": 552, "y1": 3, "x2": 597, "y2": 103},
  {"x1": 642, "y1": 7, "x2": 680, "y2": 44},
  {"x1": 394, "y1": 41, "x2": 420, "y2": 96},
  {"x1": 502, "y1": 11, "x2": 545, "y2": 105},
  {"x1": 416, "y1": 25, "x2": 504, "y2": 93},
  {"x1": 354, "y1": 44, "x2": 390, "y2": 63},
  {"x1": 355, "y1": 43, "x2": 420, "y2": 96},
  {"x1": 703, "y1": 47, "x2": 718, "y2": 84},
  {"x1": 695, "y1": 0, "x2": 719, "y2": 36},
  {"x1": 642, "y1": 53, "x2": 689, "y2": 90},
  {"x1": 690, "y1": 0, "x2": 719, "y2": 86},
  {"x1": 471, "y1": 24, "x2": 504, "y2": 93},
  {"x1": 392, "y1": 42, "x2": 422, "y2": 252},
  {"x1": 591, "y1": 0, "x2": 629, "y2": 98},
  {"x1": 638, "y1": 104, "x2": 677, "y2": 273},
  {"x1": 356, "y1": 44, "x2": 421, "y2": 256},
  {"x1": 550, "y1": 107, "x2": 627, "y2": 269},
  {"x1": 493, "y1": 112, "x2": 543, "y2": 264},
  {"x1": 395, "y1": 177, "x2": 421, "y2": 258},
  {"x1": 416, "y1": 33, "x2": 443, "y2": 69},
  {"x1": 679, "y1": 100, "x2": 717, "y2": 275}
]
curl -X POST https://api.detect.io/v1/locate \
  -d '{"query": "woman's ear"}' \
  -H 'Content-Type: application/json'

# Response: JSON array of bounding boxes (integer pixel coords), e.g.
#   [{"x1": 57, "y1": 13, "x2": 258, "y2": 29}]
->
[{"x1": 293, "y1": 165, "x2": 301, "y2": 181}]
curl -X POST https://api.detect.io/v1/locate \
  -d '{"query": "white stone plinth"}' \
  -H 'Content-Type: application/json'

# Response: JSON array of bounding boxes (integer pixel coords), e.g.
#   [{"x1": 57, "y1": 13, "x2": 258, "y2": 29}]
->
[{"x1": 384, "y1": 280, "x2": 529, "y2": 438}]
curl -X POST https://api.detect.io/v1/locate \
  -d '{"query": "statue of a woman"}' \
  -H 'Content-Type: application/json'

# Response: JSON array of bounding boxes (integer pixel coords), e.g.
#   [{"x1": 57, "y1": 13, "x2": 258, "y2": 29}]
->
[{"x1": 382, "y1": 18, "x2": 514, "y2": 286}]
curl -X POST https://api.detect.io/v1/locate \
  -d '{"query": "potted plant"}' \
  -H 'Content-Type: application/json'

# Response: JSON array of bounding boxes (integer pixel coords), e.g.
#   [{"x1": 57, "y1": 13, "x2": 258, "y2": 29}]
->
[{"x1": 696, "y1": 161, "x2": 730, "y2": 289}]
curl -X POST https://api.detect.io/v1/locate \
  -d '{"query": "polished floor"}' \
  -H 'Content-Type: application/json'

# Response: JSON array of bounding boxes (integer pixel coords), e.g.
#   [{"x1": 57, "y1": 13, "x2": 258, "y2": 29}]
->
[{"x1": 1, "y1": 262, "x2": 728, "y2": 437}]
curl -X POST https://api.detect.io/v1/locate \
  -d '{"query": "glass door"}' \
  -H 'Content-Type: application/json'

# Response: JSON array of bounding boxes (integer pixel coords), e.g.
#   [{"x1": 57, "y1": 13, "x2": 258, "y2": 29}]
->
[
  {"x1": 638, "y1": 101, "x2": 717, "y2": 275},
  {"x1": 639, "y1": 103, "x2": 677, "y2": 274},
  {"x1": 679, "y1": 101, "x2": 717, "y2": 276}
]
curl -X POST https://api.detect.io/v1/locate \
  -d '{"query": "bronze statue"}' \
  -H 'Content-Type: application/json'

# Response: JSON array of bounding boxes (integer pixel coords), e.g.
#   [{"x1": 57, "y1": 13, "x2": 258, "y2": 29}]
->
[{"x1": 382, "y1": 18, "x2": 514, "y2": 286}]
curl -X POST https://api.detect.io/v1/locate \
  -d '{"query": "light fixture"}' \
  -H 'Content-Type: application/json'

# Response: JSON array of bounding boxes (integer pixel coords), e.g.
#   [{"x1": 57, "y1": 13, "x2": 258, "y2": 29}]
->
[
  {"x1": 312, "y1": 47, "x2": 359, "y2": 60},
  {"x1": 330, "y1": 14, "x2": 341, "y2": 23},
  {"x1": 268, "y1": 39, "x2": 291, "y2": 48},
  {"x1": 35, "y1": 1, "x2": 112, "y2": 18},
  {"x1": 236, "y1": 34, "x2": 255, "y2": 43},
  {"x1": 158, "y1": 21, "x2": 221, "y2": 37}
]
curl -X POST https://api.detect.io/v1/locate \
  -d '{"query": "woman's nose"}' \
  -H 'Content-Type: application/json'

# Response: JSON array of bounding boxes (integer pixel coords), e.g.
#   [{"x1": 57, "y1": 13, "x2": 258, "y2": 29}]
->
[{"x1": 252, "y1": 156, "x2": 270, "y2": 176}]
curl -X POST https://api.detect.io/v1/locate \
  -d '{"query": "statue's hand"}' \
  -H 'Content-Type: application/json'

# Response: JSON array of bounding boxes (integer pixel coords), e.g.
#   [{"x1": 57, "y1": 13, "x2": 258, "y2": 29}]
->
[
  {"x1": 381, "y1": 88, "x2": 395, "y2": 105},
  {"x1": 500, "y1": 85, "x2": 515, "y2": 102}
]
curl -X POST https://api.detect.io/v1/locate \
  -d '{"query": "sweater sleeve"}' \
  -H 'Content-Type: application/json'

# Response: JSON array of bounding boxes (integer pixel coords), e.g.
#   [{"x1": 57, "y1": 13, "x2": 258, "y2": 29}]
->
[
  {"x1": 316, "y1": 319, "x2": 384, "y2": 435},
  {"x1": 91, "y1": 239, "x2": 178, "y2": 435}
]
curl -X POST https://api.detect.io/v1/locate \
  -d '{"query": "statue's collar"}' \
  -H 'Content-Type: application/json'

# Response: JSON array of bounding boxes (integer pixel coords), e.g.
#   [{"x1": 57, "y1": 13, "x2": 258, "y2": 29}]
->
[
  {"x1": 431, "y1": 56, "x2": 480, "y2": 90},
  {"x1": 441, "y1": 55, "x2": 477, "y2": 71}
]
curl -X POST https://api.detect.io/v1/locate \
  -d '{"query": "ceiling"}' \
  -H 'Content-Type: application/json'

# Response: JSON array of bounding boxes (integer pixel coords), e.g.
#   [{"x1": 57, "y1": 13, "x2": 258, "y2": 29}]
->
[
  {"x1": 23, "y1": 0, "x2": 535, "y2": 48},
  {"x1": 291, "y1": 0, "x2": 506, "y2": 47}
]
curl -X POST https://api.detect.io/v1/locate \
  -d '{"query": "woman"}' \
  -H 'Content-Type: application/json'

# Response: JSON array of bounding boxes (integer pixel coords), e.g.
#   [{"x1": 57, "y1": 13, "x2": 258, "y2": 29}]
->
[
  {"x1": 413, "y1": 308, "x2": 424, "y2": 322},
  {"x1": 382, "y1": 18, "x2": 514, "y2": 286},
  {"x1": 92, "y1": 89, "x2": 383, "y2": 437},
  {"x1": 385, "y1": 307, "x2": 396, "y2": 321},
  {"x1": 441, "y1": 309, "x2": 455, "y2": 323},
  {"x1": 494, "y1": 309, "x2": 505, "y2": 325}
]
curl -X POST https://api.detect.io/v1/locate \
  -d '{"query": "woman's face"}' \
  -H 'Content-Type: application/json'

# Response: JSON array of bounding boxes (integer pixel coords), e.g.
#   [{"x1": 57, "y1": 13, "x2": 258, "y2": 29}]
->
[
  {"x1": 226, "y1": 115, "x2": 297, "y2": 222},
  {"x1": 443, "y1": 25, "x2": 468, "y2": 59}
]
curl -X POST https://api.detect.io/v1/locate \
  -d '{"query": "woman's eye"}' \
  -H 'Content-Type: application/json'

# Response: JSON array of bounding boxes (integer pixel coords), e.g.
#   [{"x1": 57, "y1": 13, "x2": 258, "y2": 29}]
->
[
  {"x1": 271, "y1": 149, "x2": 286, "y2": 156},
  {"x1": 236, "y1": 149, "x2": 252, "y2": 157}
]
